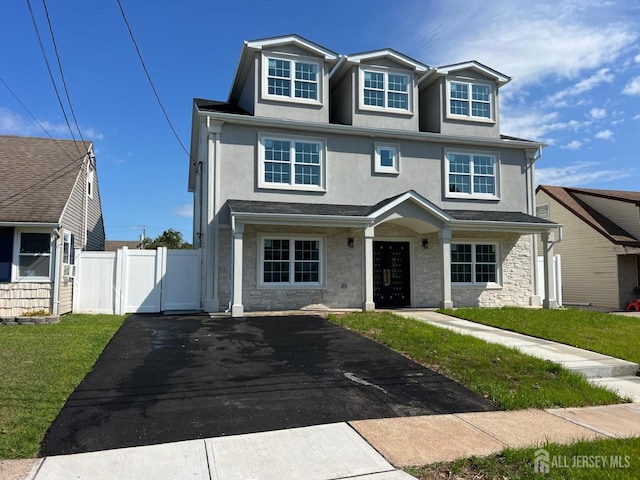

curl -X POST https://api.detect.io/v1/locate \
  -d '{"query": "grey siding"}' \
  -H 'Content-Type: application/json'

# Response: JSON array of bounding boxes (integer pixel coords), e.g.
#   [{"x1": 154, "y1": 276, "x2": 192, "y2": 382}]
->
[
  {"x1": 86, "y1": 159, "x2": 105, "y2": 250},
  {"x1": 237, "y1": 54, "x2": 257, "y2": 115}
]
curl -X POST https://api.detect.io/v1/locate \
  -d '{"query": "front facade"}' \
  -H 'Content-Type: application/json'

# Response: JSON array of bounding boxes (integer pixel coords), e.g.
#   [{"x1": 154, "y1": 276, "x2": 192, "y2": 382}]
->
[
  {"x1": 189, "y1": 35, "x2": 559, "y2": 316},
  {"x1": 0, "y1": 135, "x2": 105, "y2": 316},
  {"x1": 536, "y1": 185, "x2": 640, "y2": 310}
]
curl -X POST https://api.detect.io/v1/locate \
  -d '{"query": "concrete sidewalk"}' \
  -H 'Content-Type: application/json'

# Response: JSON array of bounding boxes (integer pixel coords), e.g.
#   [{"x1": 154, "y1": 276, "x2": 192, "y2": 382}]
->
[{"x1": 396, "y1": 310, "x2": 640, "y2": 402}]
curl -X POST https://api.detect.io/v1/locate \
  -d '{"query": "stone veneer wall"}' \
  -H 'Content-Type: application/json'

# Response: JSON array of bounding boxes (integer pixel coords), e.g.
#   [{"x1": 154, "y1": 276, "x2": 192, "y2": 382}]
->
[
  {"x1": 451, "y1": 233, "x2": 532, "y2": 307},
  {"x1": 0, "y1": 283, "x2": 52, "y2": 316}
]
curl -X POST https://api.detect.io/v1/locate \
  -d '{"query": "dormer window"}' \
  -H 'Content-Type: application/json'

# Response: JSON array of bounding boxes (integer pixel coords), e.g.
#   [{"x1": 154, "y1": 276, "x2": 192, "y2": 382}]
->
[
  {"x1": 360, "y1": 68, "x2": 411, "y2": 113},
  {"x1": 264, "y1": 55, "x2": 321, "y2": 104},
  {"x1": 447, "y1": 80, "x2": 494, "y2": 121}
]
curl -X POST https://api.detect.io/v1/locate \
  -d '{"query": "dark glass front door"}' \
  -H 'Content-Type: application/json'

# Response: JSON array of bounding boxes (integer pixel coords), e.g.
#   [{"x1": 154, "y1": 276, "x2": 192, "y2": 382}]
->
[{"x1": 373, "y1": 241, "x2": 410, "y2": 308}]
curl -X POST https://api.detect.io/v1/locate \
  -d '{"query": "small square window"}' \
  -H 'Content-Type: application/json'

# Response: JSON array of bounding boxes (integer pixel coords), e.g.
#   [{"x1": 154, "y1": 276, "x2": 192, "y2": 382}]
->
[{"x1": 374, "y1": 143, "x2": 400, "y2": 174}]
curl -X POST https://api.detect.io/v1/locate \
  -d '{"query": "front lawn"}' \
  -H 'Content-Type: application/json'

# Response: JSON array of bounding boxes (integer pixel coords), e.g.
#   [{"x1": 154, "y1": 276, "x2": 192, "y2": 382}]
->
[
  {"x1": 328, "y1": 312, "x2": 623, "y2": 411},
  {"x1": 0, "y1": 314, "x2": 125, "y2": 459},
  {"x1": 439, "y1": 307, "x2": 640, "y2": 364},
  {"x1": 406, "y1": 437, "x2": 640, "y2": 480}
]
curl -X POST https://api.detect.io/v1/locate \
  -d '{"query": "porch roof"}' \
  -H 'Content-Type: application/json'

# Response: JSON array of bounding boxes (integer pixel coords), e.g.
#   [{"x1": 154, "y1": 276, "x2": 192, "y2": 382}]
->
[{"x1": 228, "y1": 192, "x2": 558, "y2": 233}]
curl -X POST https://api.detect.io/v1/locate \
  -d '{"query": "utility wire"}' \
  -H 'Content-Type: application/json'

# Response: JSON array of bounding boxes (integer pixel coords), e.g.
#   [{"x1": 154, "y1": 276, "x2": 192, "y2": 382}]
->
[
  {"x1": 41, "y1": 0, "x2": 86, "y2": 145},
  {"x1": 25, "y1": 0, "x2": 82, "y2": 156},
  {"x1": 116, "y1": 0, "x2": 191, "y2": 159}
]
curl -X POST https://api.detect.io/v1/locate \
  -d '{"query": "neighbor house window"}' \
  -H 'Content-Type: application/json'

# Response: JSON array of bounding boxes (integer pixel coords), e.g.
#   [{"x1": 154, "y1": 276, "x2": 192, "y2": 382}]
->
[
  {"x1": 362, "y1": 69, "x2": 410, "y2": 111},
  {"x1": 62, "y1": 231, "x2": 75, "y2": 277},
  {"x1": 87, "y1": 164, "x2": 94, "y2": 198},
  {"x1": 446, "y1": 151, "x2": 498, "y2": 199},
  {"x1": 451, "y1": 243, "x2": 498, "y2": 285},
  {"x1": 261, "y1": 237, "x2": 323, "y2": 287},
  {"x1": 536, "y1": 204, "x2": 549, "y2": 220},
  {"x1": 0, "y1": 228, "x2": 13, "y2": 282},
  {"x1": 265, "y1": 56, "x2": 320, "y2": 102},
  {"x1": 17, "y1": 232, "x2": 51, "y2": 279},
  {"x1": 374, "y1": 143, "x2": 400, "y2": 174},
  {"x1": 259, "y1": 134, "x2": 325, "y2": 191},
  {"x1": 448, "y1": 80, "x2": 493, "y2": 120}
]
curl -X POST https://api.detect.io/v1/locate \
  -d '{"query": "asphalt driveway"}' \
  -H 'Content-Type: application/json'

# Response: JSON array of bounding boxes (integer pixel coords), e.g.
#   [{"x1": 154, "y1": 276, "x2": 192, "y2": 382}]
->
[{"x1": 40, "y1": 314, "x2": 496, "y2": 456}]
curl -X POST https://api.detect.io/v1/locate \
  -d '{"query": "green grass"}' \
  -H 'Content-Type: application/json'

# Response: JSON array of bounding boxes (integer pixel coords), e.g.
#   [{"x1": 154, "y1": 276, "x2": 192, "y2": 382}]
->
[
  {"x1": 328, "y1": 312, "x2": 623, "y2": 411},
  {"x1": 406, "y1": 437, "x2": 640, "y2": 479},
  {"x1": 0, "y1": 314, "x2": 125, "y2": 459},
  {"x1": 439, "y1": 307, "x2": 640, "y2": 364}
]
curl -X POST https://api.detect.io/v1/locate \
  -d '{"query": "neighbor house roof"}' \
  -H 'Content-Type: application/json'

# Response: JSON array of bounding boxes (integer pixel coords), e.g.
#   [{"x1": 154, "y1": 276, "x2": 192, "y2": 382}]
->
[
  {"x1": 104, "y1": 240, "x2": 141, "y2": 251},
  {"x1": 0, "y1": 135, "x2": 91, "y2": 224},
  {"x1": 537, "y1": 185, "x2": 640, "y2": 247}
]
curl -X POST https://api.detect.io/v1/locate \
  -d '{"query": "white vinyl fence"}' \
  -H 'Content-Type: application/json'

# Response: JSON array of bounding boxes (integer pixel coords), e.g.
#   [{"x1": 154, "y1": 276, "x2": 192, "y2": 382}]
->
[
  {"x1": 73, "y1": 247, "x2": 201, "y2": 314},
  {"x1": 537, "y1": 254, "x2": 562, "y2": 307}
]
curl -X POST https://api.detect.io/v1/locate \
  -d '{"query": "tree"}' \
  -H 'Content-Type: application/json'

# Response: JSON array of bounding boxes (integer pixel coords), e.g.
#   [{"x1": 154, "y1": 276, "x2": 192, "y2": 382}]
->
[{"x1": 140, "y1": 229, "x2": 192, "y2": 250}]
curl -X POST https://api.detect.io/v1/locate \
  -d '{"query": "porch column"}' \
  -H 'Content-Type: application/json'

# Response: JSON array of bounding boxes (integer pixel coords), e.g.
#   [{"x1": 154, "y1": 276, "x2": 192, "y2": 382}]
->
[
  {"x1": 231, "y1": 221, "x2": 244, "y2": 317},
  {"x1": 440, "y1": 227, "x2": 453, "y2": 309},
  {"x1": 541, "y1": 231, "x2": 557, "y2": 309},
  {"x1": 363, "y1": 226, "x2": 375, "y2": 311}
]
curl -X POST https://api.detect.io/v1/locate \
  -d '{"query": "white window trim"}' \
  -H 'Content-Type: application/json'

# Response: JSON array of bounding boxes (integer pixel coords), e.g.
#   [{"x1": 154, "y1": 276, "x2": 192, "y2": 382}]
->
[
  {"x1": 87, "y1": 164, "x2": 94, "y2": 199},
  {"x1": 257, "y1": 235, "x2": 326, "y2": 289},
  {"x1": 444, "y1": 148, "x2": 500, "y2": 200},
  {"x1": 450, "y1": 241, "x2": 501, "y2": 288},
  {"x1": 261, "y1": 52, "x2": 323, "y2": 106},
  {"x1": 12, "y1": 229, "x2": 53, "y2": 283},
  {"x1": 257, "y1": 132, "x2": 327, "y2": 192},
  {"x1": 358, "y1": 66, "x2": 413, "y2": 115},
  {"x1": 62, "y1": 230, "x2": 76, "y2": 278},
  {"x1": 446, "y1": 78, "x2": 495, "y2": 123},
  {"x1": 536, "y1": 203, "x2": 550, "y2": 220},
  {"x1": 373, "y1": 142, "x2": 400, "y2": 174}
]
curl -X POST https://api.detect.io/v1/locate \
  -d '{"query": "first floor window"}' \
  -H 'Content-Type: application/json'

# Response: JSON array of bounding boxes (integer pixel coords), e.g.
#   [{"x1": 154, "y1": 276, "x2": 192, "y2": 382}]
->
[
  {"x1": 0, "y1": 228, "x2": 13, "y2": 282},
  {"x1": 447, "y1": 152, "x2": 497, "y2": 197},
  {"x1": 63, "y1": 231, "x2": 75, "y2": 277},
  {"x1": 18, "y1": 232, "x2": 51, "y2": 278},
  {"x1": 261, "y1": 136, "x2": 324, "y2": 190},
  {"x1": 451, "y1": 243, "x2": 498, "y2": 284},
  {"x1": 262, "y1": 238, "x2": 321, "y2": 286}
]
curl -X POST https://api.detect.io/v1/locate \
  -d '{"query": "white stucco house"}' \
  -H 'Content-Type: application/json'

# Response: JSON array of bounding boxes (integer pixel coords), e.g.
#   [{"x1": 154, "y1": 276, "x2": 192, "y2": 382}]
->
[{"x1": 188, "y1": 35, "x2": 560, "y2": 317}]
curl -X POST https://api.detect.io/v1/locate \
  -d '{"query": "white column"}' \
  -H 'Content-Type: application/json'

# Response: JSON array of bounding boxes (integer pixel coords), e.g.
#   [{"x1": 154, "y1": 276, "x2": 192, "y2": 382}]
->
[
  {"x1": 541, "y1": 231, "x2": 557, "y2": 309},
  {"x1": 440, "y1": 228, "x2": 453, "y2": 309},
  {"x1": 231, "y1": 221, "x2": 244, "y2": 317},
  {"x1": 362, "y1": 226, "x2": 375, "y2": 311}
]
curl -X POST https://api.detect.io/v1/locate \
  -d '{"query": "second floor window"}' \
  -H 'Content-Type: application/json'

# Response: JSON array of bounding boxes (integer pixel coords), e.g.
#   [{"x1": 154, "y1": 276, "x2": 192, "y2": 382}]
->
[
  {"x1": 448, "y1": 81, "x2": 493, "y2": 120},
  {"x1": 260, "y1": 135, "x2": 325, "y2": 191},
  {"x1": 362, "y1": 70, "x2": 410, "y2": 111},
  {"x1": 266, "y1": 58, "x2": 319, "y2": 102},
  {"x1": 446, "y1": 151, "x2": 498, "y2": 199}
]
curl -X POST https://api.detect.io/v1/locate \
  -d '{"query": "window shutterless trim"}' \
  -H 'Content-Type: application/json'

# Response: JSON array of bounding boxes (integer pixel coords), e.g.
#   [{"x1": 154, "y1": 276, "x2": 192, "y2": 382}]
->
[
  {"x1": 444, "y1": 148, "x2": 500, "y2": 200},
  {"x1": 373, "y1": 142, "x2": 400, "y2": 174},
  {"x1": 450, "y1": 241, "x2": 501, "y2": 286},
  {"x1": 358, "y1": 66, "x2": 413, "y2": 114},
  {"x1": 13, "y1": 229, "x2": 53, "y2": 282},
  {"x1": 446, "y1": 78, "x2": 495, "y2": 123},
  {"x1": 261, "y1": 52, "x2": 323, "y2": 106},
  {"x1": 257, "y1": 235, "x2": 325, "y2": 289}
]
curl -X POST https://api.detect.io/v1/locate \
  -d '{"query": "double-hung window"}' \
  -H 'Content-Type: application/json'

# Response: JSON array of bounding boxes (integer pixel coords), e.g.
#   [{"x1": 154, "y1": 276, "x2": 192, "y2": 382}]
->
[
  {"x1": 62, "y1": 231, "x2": 75, "y2": 277},
  {"x1": 446, "y1": 151, "x2": 498, "y2": 199},
  {"x1": 451, "y1": 243, "x2": 499, "y2": 285},
  {"x1": 17, "y1": 232, "x2": 51, "y2": 280},
  {"x1": 259, "y1": 134, "x2": 325, "y2": 191},
  {"x1": 265, "y1": 56, "x2": 320, "y2": 102},
  {"x1": 362, "y1": 69, "x2": 410, "y2": 112},
  {"x1": 261, "y1": 237, "x2": 323, "y2": 287},
  {"x1": 448, "y1": 80, "x2": 493, "y2": 120}
]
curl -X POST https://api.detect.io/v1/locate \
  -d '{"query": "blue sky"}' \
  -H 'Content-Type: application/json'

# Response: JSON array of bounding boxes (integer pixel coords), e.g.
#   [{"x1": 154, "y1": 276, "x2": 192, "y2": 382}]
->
[{"x1": 1, "y1": 0, "x2": 639, "y2": 242}]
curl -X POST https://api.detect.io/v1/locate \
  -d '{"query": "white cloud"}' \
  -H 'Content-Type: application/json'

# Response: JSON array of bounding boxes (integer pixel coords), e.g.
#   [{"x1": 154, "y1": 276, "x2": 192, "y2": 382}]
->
[
  {"x1": 548, "y1": 69, "x2": 614, "y2": 103},
  {"x1": 635, "y1": 54, "x2": 640, "y2": 63},
  {"x1": 622, "y1": 76, "x2": 640, "y2": 95},
  {"x1": 595, "y1": 129, "x2": 614, "y2": 140},
  {"x1": 562, "y1": 140, "x2": 583, "y2": 150},
  {"x1": 0, "y1": 108, "x2": 103, "y2": 140},
  {"x1": 501, "y1": 110, "x2": 585, "y2": 142},
  {"x1": 536, "y1": 161, "x2": 631, "y2": 186},
  {"x1": 173, "y1": 204, "x2": 193, "y2": 218},
  {"x1": 83, "y1": 128, "x2": 104, "y2": 141},
  {"x1": 588, "y1": 107, "x2": 606, "y2": 120},
  {"x1": 633, "y1": 114, "x2": 640, "y2": 120}
]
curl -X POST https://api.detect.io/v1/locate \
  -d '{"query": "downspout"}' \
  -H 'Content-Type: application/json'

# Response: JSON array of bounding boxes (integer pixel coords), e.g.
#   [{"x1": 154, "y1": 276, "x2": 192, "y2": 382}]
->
[{"x1": 51, "y1": 227, "x2": 62, "y2": 316}]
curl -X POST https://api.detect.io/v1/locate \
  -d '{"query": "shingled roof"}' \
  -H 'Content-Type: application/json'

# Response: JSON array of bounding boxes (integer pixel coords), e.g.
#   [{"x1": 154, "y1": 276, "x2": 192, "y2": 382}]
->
[{"x1": 0, "y1": 135, "x2": 91, "y2": 224}]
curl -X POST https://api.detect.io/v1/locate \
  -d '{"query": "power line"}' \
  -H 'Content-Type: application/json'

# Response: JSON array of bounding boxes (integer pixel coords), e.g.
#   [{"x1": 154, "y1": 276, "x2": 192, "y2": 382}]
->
[
  {"x1": 116, "y1": 0, "x2": 191, "y2": 159},
  {"x1": 25, "y1": 0, "x2": 82, "y2": 156},
  {"x1": 41, "y1": 0, "x2": 86, "y2": 145}
]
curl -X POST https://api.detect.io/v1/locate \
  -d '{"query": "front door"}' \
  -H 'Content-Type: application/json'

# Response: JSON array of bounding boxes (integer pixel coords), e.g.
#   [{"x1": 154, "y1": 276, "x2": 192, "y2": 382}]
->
[{"x1": 373, "y1": 241, "x2": 410, "y2": 308}]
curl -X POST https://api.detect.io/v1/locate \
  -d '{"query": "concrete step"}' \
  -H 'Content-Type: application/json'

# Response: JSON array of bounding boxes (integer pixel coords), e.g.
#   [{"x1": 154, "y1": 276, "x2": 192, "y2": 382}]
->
[
  {"x1": 589, "y1": 376, "x2": 640, "y2": 403},
  {"x1": 560, "y1": 358, "x2": 639, "y2": 379}
]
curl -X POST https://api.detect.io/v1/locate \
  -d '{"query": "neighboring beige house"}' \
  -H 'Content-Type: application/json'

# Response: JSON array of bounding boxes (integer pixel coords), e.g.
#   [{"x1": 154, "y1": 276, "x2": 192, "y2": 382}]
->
[
  {"x1": 0, "y1": 135, "x2": 105, "y2": 316},
  {"x1": 536, "y1": 185, "x2": 640, "y2": 310},
  {"x1": 189, "y1": 35, "x2": 560, "y2": 317}
]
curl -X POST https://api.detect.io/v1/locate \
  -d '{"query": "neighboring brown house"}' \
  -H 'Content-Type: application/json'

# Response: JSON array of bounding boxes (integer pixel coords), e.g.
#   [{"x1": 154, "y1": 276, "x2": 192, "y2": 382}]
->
[
  {"x1": 104, "y1": 240, "x2": 140, "y2": 251},
  {"x1": 536, "y1": 185, "x2": 640, "y2": 310},
  {"x1": 0, "y1": 135, "x2": 105, "y2": 316}
]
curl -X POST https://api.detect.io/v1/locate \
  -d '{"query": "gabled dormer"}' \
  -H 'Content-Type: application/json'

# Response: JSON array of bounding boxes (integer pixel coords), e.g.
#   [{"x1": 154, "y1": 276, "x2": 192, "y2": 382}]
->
[
  {"x1": 419, "y1": 61, "x2": 511, "y2": 137},
  {"x1": 329, "y1": 49, "x2": 429, "y2": 131},
  {"x1": 228, "y1": 35, "x2": 339, "y2": 123}
]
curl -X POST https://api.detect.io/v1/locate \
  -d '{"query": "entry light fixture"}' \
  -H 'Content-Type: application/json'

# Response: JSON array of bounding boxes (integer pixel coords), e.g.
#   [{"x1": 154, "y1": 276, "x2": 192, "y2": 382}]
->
[
  {"x1": 347, "y1": 237, "x2": 354, "y2": 248},
  {"x1": 422, "y1": 239, "x2": 429, "y2": 249}
]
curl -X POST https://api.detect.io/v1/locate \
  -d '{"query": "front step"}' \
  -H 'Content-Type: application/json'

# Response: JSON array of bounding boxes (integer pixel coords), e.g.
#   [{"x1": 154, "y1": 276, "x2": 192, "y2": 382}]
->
[{"x1": 559, "y1": 358, "x2": 639, "y2": 379}]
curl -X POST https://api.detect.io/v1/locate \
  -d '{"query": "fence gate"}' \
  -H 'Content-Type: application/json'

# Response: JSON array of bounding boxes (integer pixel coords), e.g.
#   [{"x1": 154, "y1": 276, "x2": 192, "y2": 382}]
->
[{"x1": 74, "y1": 247, "x2": 201, "y2": 314}]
